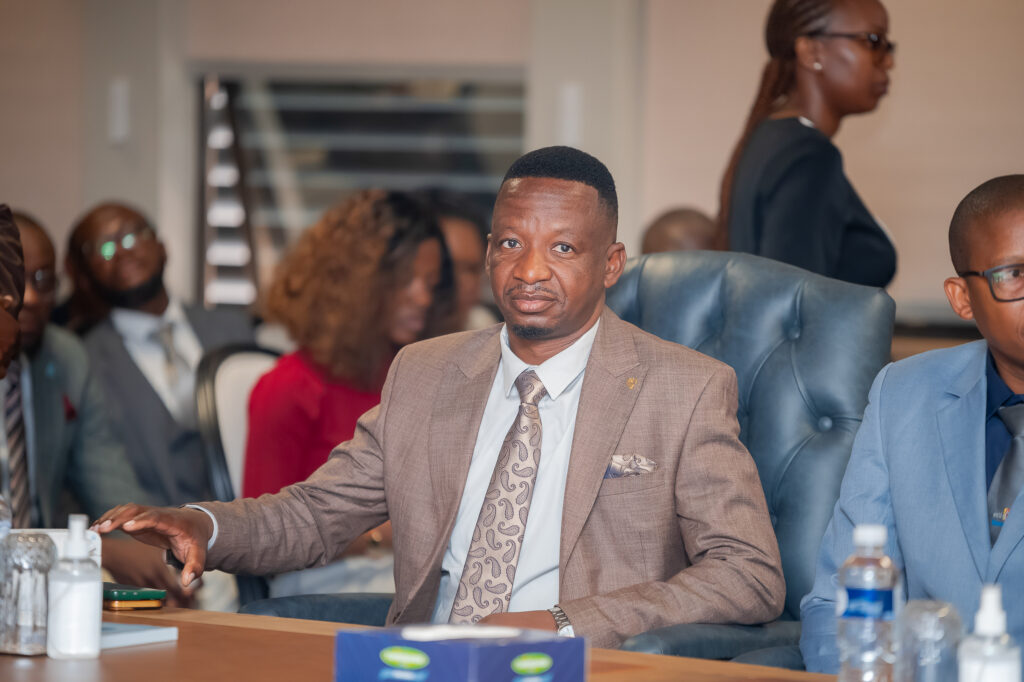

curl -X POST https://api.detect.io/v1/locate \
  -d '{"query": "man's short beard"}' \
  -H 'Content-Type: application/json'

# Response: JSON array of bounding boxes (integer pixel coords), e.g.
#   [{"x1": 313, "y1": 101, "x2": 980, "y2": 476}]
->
[
  {"x1": 87, "y1": 264, "x2": 166, "y2": 310},
  {"x1": 510, "y1": 324, "x2": 553, "y2": 340}
]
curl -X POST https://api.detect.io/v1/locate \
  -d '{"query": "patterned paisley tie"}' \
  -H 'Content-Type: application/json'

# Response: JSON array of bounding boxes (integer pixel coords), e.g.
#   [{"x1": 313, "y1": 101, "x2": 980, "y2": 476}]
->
[
  {"x1": 450, "y1": 369, "x2": 547, "y2": 623},
  {"x1": 990, "y1": 404, "x2": 1024, "y2": 543}
]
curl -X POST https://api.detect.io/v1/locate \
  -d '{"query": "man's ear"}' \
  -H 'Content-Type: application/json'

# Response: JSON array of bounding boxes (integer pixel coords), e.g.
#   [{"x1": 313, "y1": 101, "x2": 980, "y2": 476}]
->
[
  {"x1": 603, "y1": 241, "x2": 626, "y2": 288},
  {"x1": 484, "y1": 234, "x2": 492, "y2": 278},
  {"x1": 944, "y1": 276, "x2": 975, "y2": 321}
]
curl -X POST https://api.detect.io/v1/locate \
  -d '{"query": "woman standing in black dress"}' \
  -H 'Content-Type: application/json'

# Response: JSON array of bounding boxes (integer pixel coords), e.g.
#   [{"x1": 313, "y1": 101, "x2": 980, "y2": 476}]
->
[{"x1": 718, "y1": 0, "x2": 897, "y2": 288}]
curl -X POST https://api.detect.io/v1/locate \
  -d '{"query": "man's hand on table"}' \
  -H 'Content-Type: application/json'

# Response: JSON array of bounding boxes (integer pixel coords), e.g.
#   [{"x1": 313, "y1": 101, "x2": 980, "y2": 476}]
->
[
  {"x1": 477, "y1": 610, "x2": 557, "y2": 632},
  {"x1": 91, "y1": 504, "x2": 213, "y2": 590},
  {"x1": 100, "y1": 537, "x2": 195, "y2": 607}
]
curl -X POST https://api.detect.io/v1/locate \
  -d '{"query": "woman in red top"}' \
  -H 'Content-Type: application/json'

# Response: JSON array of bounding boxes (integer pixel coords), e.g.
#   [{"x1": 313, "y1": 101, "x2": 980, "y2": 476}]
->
[{"x1": 243, "y1": 191, "x2": 452, "y2": 568}]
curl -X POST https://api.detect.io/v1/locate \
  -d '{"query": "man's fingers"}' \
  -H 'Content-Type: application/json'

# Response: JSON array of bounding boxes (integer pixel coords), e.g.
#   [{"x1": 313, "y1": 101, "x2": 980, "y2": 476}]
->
[
  {"x1": 91, "y1": 503, "x2": 148, "y2": 532},
  {"x1": 178, "y1": 541, "x2": 207, "y2": 589}
]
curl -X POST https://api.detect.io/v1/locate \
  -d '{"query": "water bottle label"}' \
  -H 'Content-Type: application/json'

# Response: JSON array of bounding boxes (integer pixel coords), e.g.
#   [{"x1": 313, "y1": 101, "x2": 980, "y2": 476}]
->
[{"x1": 839, "y1": 587, "x2": 894, "y2": 620}]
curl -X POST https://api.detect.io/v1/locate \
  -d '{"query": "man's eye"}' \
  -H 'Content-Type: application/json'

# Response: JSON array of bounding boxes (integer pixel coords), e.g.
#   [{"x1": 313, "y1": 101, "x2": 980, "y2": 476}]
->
[
  {"x1": 553, "y1": 244, "x2": 573, "y2": 254},
  {"x1": 500, "y1": 238, "x2": 520, "y2": 248}
]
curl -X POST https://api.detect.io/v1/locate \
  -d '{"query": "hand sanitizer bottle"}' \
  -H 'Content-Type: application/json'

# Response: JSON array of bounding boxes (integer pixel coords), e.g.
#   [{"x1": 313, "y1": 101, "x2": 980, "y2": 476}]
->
[
  {"x1": 46, "y1": 514, "x2": 101, "y2": 659},
  {"x1": 958, "y1": 584, "x2": 1021, "y2": 682}
]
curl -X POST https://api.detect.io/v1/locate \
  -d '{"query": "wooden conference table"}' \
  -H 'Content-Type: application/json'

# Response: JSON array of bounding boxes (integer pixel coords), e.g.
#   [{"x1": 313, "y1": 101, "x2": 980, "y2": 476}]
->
[{"x1": 0, "y1": 608, "x2": 833, "y2": 682}]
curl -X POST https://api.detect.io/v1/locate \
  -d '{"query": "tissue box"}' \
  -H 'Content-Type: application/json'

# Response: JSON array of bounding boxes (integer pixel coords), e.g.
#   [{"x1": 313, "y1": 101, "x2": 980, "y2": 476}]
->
[{"x1": 336, "y1": 624, "x2": 586, "y2": 682}]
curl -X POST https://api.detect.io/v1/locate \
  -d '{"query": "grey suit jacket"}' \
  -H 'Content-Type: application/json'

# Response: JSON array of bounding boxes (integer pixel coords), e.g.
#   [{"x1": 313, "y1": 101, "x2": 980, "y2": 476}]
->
[
  {"x1": 200, "y1": 307, "x2": 784, "y2": 648},
  {"x1": 84, "y1": 304, "x2": 252, "y2": 506},
  {"x1": 29, "y1": 325, "x2": 150, "y2": 527}
]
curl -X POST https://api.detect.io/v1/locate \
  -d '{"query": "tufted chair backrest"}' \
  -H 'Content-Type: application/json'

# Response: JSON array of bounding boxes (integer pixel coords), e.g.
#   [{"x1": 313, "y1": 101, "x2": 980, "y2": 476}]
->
[{"x1": 606, "y1": 251, "x2": 895, "y2": 620}]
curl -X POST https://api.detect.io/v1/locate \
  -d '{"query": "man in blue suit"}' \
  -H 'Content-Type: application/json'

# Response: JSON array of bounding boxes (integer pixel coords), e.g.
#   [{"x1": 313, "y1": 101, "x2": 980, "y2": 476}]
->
[{"x1": 801, "y1": 175, "x2": 1024, "y2": 673}]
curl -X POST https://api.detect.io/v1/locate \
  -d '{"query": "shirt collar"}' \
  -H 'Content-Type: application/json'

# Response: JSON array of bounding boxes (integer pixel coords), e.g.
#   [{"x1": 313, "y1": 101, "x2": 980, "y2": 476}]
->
[
  {"x1": 986, "y1": 351, "x2": 1024, "y2": 418},
  {"x1": 499, "y1": 320, "x2": 600, "y2": 402},
  {"x1": 110, "y1": 298, "x2": 187, "y2": 344}
]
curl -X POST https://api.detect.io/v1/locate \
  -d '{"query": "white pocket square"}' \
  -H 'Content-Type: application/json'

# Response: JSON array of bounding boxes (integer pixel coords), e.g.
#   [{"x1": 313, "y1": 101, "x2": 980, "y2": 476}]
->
[{"x1": 604, "y1": 453, "x2": 658, "y2": 479}]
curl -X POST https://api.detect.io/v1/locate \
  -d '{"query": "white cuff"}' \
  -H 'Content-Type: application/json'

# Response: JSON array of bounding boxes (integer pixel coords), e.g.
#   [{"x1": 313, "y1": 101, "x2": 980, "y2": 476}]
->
[{"x1": 184, "y1": 504, "x2": 218, "y2": 549}]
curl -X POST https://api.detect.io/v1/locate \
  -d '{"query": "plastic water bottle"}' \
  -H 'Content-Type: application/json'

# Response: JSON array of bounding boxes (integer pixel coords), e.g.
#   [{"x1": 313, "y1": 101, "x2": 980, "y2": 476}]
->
[
  {"x1": 838, "y1": 524, "x2": 901, "y2": 682},
  {"x1": 46, "y1": 514, "x2": 101, "y2": 659},
  {"x1": 958, "y1": 584, "x2": 1021, "y2": 682}
]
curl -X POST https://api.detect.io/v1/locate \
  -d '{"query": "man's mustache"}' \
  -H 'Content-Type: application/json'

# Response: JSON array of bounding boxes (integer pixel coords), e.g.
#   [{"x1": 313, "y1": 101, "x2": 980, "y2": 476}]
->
[{"x1": 504, "y1": 285, "x2": 559, "y2": 299}]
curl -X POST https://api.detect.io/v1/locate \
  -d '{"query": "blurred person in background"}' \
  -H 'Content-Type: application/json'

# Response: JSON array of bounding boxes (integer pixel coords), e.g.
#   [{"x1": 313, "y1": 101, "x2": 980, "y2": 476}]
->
[
  {"x1": 718, "y1": 0, "x2": 897, "y2": 287},
  {"x1": 0, "y1": 204, "x2": 24, "y2": 378},
  {"x1": 245, "y1": 190, "x2": 453, "y2": 595},
  {"x1": 51, "y1": 229, "x2": 110, "y2": 336},
  {"x1": 75, "y1": 202, "x2": 254, "y2": 508},
  {"x1": 11, "y1": 211, "x2": 191, "y2": 604},
  {"x1": 428, "y1": 192, "x2": 499, "y2": 331},
  {"x1": 641, "y1": 207, "x2": 716, "y2": 254}
]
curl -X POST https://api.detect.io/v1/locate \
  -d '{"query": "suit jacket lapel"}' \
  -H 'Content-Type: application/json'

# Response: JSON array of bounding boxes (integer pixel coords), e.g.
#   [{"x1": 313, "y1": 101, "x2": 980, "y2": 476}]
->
[
  {"x1": 29, "y1": 350, "x2": 63, "y2": 528},
  {"x1": 559, "y1": 309, "x2": 644, "y2": 579},
  {"x1": 937, "y1": 346, "x2": 990, "y2": 580},
  {"x1": 416, "y1": 330, "x2": 501, "y2": 607},
  {"x1": 92, "y1": 321, "x2": 182, "y2": 503}
]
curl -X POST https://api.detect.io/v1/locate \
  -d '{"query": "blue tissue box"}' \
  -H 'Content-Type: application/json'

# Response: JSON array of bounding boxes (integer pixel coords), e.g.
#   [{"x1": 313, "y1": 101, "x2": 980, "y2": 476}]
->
[{"x1": 336, "y1": 624, "x2": 586, "y2": 682}]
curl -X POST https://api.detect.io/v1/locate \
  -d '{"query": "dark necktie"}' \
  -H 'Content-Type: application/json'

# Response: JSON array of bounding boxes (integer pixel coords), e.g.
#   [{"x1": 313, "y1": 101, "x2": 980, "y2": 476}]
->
[
  {"x1": 6, "y1": 359, "x2": 30, "y2": 528},
  {"x1": 989, "y1": 404, "x2": 1024, "y2": 543},
  {"x1": 450, "y1": 369, "x2": 547, "y2": 623}
]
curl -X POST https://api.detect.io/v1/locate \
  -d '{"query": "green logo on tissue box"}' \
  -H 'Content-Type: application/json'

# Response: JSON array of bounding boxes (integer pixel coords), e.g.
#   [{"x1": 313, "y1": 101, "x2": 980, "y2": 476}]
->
[
  {"x1": 510, "y1": 652, "x2": 554, "y2": 675},
  {"x1": 379, "y1": 646, "x2": 430, "y2": 670}
]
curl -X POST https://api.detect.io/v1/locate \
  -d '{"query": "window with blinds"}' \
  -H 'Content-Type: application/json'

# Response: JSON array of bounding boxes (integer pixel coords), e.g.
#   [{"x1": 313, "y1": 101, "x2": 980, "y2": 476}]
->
[{"x1": 197, "y1": 75, "x2": 525, "y2": 307}]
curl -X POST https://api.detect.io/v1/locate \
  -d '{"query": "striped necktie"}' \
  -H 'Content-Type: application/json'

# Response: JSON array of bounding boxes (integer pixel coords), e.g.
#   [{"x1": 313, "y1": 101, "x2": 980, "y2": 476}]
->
[{"x1": 6, "y1": 359, "x2": 30, "y2": 528}]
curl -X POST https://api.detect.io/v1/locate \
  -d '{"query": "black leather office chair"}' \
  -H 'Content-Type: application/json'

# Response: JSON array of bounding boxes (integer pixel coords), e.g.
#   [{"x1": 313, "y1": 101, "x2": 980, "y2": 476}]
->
[
  {"x1": 606, "y1": 251, "x2": 895, "y2": 668},
  {"x1": 196, "y1": 343, "x2": 280, "y2": 606}
]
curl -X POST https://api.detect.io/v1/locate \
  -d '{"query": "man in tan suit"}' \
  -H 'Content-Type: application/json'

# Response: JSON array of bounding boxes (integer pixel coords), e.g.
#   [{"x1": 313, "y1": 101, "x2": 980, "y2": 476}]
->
[{"x1": 94, "y1": 146, "x2": 784, "y2": 648}]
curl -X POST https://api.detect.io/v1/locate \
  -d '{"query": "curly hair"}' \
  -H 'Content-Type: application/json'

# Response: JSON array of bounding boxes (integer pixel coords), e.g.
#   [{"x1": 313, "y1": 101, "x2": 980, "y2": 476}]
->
[{"x1": 264, "y1": 190, "x2": 451, "y2": 388}]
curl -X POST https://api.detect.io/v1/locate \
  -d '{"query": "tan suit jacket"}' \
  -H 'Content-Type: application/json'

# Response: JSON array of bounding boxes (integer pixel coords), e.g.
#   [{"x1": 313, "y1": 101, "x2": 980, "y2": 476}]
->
[{"x1": 201, "y1": 308, "x2": 784, "y2": 648}]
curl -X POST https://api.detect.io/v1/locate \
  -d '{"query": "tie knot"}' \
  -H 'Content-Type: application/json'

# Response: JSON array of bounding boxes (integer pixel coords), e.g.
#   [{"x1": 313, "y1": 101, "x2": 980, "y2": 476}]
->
[
  {"x1": 514, "y1": 369, "x2": 547, "y2": 406},
  {"x1": 998, "y1": 403, "x2": 1024, "y2": 438}
]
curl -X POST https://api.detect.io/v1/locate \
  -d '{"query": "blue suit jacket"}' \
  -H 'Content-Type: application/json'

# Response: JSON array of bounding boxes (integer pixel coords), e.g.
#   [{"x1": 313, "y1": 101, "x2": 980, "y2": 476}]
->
[{"x1": 801, "y1": 340, "x2": 1024, "y2": 672}]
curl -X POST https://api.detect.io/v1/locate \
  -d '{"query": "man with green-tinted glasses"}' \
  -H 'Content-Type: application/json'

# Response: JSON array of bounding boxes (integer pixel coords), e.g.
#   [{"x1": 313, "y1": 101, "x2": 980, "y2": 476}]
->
[{"x1": 71, "y1": 202, "x2": 252, "y2": 512}]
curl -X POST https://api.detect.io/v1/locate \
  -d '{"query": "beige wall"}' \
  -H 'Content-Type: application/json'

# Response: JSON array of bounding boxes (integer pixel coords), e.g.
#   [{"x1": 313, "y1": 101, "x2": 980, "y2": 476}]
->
[
  {"x1": 4, "y1": 0, "x2": 1023, "y2": 317},
  {"x1": 185, "y1": 0, "x2": 528, "y2": 66},
  {"x1": 0, "y1": 0, "x2": 85, "y2": 259},
  {"x1": 642, "y1": 0, "x2": 1024, "y2": 319}
]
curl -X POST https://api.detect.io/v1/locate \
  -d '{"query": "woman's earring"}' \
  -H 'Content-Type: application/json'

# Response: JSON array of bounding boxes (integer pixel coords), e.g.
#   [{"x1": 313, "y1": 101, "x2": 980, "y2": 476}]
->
[{"x1": 813, "y1": 62, "x2": 823, "y2": 71}]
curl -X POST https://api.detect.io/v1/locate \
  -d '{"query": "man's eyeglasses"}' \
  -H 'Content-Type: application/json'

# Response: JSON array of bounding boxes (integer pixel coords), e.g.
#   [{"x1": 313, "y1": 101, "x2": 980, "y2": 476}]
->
[
  {"x1": 959, "y1": 263, "x2": 1024, "y2": 302},
  {"x1": 805, "y1": 31, "x2": 896, "y2": 57},
  {"x1": 27, "y1": 269, "x2": 57, "y2": 295},
  {"x1": 81, "y1": 225, "x2": 155, "y2": 262}
]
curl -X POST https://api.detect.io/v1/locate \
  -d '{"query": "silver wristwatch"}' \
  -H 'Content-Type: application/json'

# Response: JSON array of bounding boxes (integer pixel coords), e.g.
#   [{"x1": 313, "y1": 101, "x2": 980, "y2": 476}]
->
[{"x1": 548, "y1": 605, "x2": 575, "y2": 637}]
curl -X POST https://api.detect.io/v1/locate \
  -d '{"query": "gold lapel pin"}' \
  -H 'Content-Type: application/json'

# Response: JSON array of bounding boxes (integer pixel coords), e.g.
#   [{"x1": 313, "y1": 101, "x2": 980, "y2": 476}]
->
[{"x1": 626, "y1": 377, "x2": 638, "y2": 390}]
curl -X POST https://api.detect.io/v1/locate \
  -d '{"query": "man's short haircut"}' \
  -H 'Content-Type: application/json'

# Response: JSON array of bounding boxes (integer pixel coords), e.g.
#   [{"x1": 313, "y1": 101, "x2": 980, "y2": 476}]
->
[
  {"x1": 950, "y1": 174, "x2": 1024, "y2": 273},
  {"x1": 502, "y1": 146, "x2": 618, "y2": 220},
  {"x1": 11, "y1": 210, "x2": 47, "y2": 236}
]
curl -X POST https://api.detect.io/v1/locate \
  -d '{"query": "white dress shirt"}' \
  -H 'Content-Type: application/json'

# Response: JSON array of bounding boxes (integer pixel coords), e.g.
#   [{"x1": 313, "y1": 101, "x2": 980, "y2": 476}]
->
[
  {"x1": 430, "y1": 320, "x2": 599, "y2": 622},
  {"x1": 109, "y1": 299, "x2": 203, "y2": 424}
]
